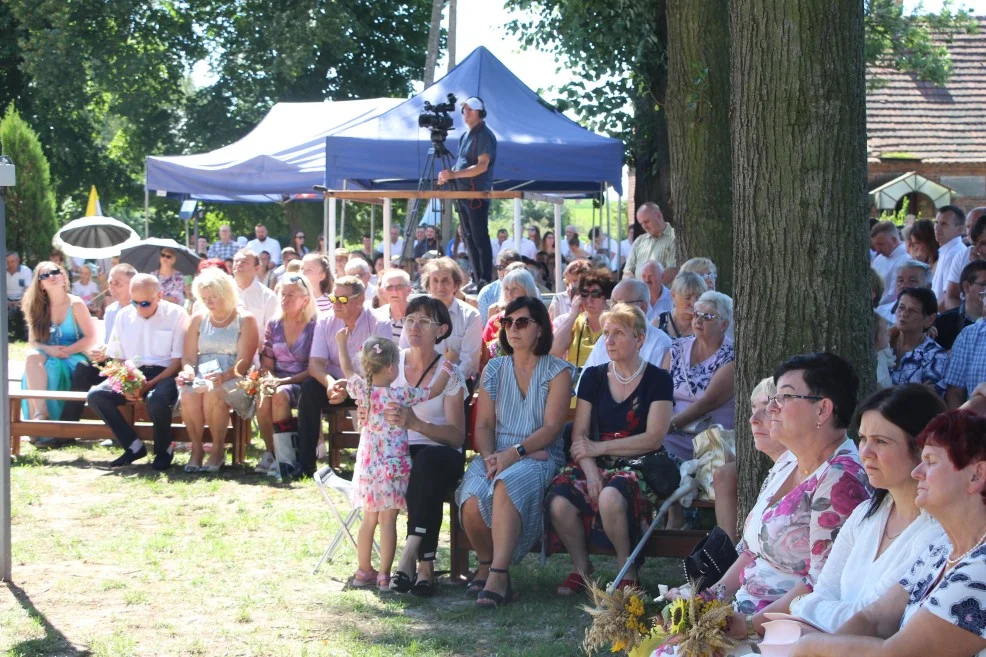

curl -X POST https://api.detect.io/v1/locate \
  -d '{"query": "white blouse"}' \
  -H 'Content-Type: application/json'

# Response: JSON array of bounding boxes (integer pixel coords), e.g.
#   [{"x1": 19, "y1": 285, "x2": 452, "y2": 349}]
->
[
  {"x1": 791, "y1": 496, "x2": 943, "y2": 632},
  {"x1": 393, "y1": 350, "x2": 465, "y2": 448}
]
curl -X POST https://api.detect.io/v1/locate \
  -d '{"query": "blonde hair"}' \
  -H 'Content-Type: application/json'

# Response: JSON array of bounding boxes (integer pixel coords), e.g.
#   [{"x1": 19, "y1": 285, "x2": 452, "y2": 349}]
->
[
  {"x1": 276, "y1": 273, "x2": 317, "y2": 324},
  {"x1": 359, "y1": 336, "x2": 400, "y2": 389},
  {"x1": 23, "y1": 261, "x2": 70, "y2": 343},
  {"x1": 600, "y1": 302, "x2": 647, "y2": 338},
  {"x1": 301, "y1": 252, "x2": 333, "y2": 295},
  {"x1": 420, "y1": 256, "x2": 465, "y2": 289},
  {"x1": 750, "y1": 377, "x2": 776, "y2": 403},
  {"x1": 286, "y1": 260, "x2": 301, "y2": 274},
  {"x1": 192, "y1": 267, "x2": 239, "y2": 314}
]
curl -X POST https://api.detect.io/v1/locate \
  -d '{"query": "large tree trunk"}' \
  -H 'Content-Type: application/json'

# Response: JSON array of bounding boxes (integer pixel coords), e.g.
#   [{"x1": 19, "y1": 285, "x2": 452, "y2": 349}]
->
[
  {"x1": 731, "y1": 0, "x2": 874, "y2": 517},
  {"x1": 633, "y1": 0, "x2": 671, "y2": 224},
  {"x1": 666, "y1": 0, "x2": 732, "y2": 293},
  {"x1": 423, "y1": 0, "x2": 444, "y2": 86}
]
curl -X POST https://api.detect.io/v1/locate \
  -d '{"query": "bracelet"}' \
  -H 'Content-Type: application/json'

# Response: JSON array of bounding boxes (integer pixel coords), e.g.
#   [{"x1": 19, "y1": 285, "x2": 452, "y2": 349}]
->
[
  {"x1": 745, "y1": 614, "x2": 756, "y2": 638},
  {"x1": 669, "y1": 420, "x2": 679, "y2": 433}
]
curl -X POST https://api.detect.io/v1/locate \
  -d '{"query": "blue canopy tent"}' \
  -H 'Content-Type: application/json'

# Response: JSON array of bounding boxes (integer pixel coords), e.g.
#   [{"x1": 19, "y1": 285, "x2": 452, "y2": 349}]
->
[{"x1": 323, "y1": 47, "x2": 623, "y2": 195}]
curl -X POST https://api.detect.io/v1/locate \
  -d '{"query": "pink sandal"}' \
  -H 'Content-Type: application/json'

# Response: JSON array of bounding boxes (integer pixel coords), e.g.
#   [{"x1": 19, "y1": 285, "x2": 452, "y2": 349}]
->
[
  {"x1": 351, "y1": 567, "x2": 378, "y2": 588},
  {"x1": 377, "y1": 572, "x2": 391, "y2": 592}
]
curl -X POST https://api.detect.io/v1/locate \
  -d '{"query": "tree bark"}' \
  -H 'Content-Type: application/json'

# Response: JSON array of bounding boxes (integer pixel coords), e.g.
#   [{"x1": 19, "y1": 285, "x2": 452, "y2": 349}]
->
[
  {"x1": 633, "y1": 0, "x2": 671, "y2": 224},
  {"x1": 731, "y1": 0, "x2": 874, "y2": 517},
  {"x1": 423, "y1": 0, "x2": 444, "y2": 86},
  {"x1": 666, "y1": 0, "x2": 732, "y2": 293}
]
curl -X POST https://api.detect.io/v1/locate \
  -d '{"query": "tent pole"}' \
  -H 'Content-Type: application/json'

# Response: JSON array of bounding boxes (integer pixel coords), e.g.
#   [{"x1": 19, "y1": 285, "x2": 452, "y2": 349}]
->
[
  {"x1": 553, "y1": 202, "x2": 563, "y2": 295},
  {"x1": 328, "y1": 198, "x2": 337, "y2": 256},
  {"x1": 605, "y1": 184, "x2": 611, "y2": 272},
  {"x1": 0, "y1": 188, "x2": 11, "y2": 582},
  {"x1": 144, "y1": 189, "x2": 150, "y2": 239},
  {"x1": 616, "y1": 194, "x2": 623, "y2": 273},
  {"x1": 322, "y1": 196, "x2": 329, "y2": 254},
  {"x1": 383, "y1": 199, "x2": 392, "y2": 270},
  {"x1": 513, "y1": 197, "x2": 522, "y2": 252},
  {"x1": 370, "y1": 204, "x2": 375, "y2": 256},
  {"x1": 340, "y1": 202, "x2": 347, "y2": 247}
]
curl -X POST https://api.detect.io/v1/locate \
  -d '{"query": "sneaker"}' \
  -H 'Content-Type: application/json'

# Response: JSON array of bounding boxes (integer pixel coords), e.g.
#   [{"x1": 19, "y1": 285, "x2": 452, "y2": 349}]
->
[
  {"x1": 99, "y1": 439, "x2": 115, "y2": 447},
  {"x1": 33, "y1": 438, "x2": 75, "y2": 449},
  {"x1": 254, "y1": 452, "x2": 276, "y2": 474}
]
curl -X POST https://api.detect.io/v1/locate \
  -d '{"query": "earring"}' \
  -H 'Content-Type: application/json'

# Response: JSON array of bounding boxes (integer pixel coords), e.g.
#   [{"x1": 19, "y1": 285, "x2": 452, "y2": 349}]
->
[{"x1": 815, "y1": 421, "x2": 821, "y2": 430}]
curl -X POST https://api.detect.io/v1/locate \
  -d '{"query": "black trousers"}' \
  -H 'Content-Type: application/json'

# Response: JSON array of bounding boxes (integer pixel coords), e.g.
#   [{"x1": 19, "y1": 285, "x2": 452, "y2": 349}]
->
[
  {"x1": 61, "y1": 362, "x2": 105, "y2": 423},
  {"x1": 405, "y1": 444, "x2": 465, "y2": 561},
  {"x1": 296, "y1": 376, "x2": 355, "y2": 476},
  {"x1": 455, "y1": 198, "x2": 493, "y2": 285},
  {"x1": 86, "y1": 366, "x2": 177, "y2": 456}
]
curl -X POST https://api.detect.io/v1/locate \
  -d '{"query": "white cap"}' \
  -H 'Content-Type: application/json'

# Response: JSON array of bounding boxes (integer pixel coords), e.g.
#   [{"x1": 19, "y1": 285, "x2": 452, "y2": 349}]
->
[{"x1": 462, "y1": 97, "x2": 486, "y2": 113}]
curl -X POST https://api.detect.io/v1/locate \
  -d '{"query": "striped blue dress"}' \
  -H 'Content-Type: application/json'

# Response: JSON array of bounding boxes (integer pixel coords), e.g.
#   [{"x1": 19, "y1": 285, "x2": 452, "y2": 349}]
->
[{"x1": 455, "y1": 354, "x2": 575, "y2": 564}]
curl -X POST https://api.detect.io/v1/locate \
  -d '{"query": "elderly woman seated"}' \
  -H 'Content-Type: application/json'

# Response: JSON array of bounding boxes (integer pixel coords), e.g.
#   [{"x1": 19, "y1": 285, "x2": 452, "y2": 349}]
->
[
  {"x1": 545, "y1": 303, "x2": 674, "y2": 594},
  {"x1": 888, "y1": 287, "x2": 948, "y2": 390},
  {"x1": 679, "y1": 257, "x2": 718, "y2": 291},
  {"x1": 481, "y1": 268, "x2": 539, "y2": 366},
  {"x1": 456, "y1": 297, "x2": 574, "y2": 608},
  {"x1": 792, "y1": 410, "x2": 986, "y2": 657},
  {"x1": 655, "y1": 271, "x2": 707, "y2": 339},
  {"x1": 551, "y1": 269, "x2": 614, "y2": 369},
  {"x1": 661, "y1": 290, "x2": 736, "y2": 461}
]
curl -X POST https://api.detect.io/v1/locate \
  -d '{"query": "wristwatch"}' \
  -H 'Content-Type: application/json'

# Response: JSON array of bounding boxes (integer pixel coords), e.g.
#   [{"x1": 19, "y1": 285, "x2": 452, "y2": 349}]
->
[
  {"x1": 745, "y1": 614, "x2": 756, "y2": 638},
  {"x1": 515, "y1": 444, "x2": 527, "y2": 458}
]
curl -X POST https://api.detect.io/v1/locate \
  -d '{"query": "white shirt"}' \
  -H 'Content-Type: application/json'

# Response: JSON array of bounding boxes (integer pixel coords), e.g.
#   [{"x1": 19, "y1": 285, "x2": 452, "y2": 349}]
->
[
  {"x1": 6, "y1": 264, "x2": 31, "y2": 300},
  {"x1": 399, "y1": 298, "x2": 482, "y2": 378},
  {"x1": 945, "y1": 244, "x2": 976, "y2": 286},
  {"x1": 393, "y1": 351, "x2": 466, "y2": 448},
  {"x1": 516, "y1": 237, "x2": 538, "y2": 260},
  {"x1": 71, "y1": 280, "x2": 100, "y2": 306},
  {"x1": 559, "y1": 238, "x2": 573, "y2": 262},
  {"x1": 576, "y1": 322, "x2": 673, "y2": 394},
  {"x1": 588, "y1": 238, "x2": 618, "y2": 270},
  {"x1": 378, "y1": 238, "x2": 404, "y2": 256},
  {"x1": 790, "y1": 498, "x2": 943, "y2": 633},
  {"x1": 237, "y1": 278, "x2": 277, "y2": 335},
  {"x1": 871, "y1": 243, "x2": 910, "y2": 305},
  {"x1": 107, "y1": 300, "x2": 190, "y2": 368},
  {"x1": 103, "y1": 301, "x2": 122, "y2": 339},
  {"x1": 246, "y1": 237, "x2": 283, "y2": 264},
  {"x1": 490, "y1": 237, "x2": 503, "y2": 261},
  {"x1": 646, "y1": 286, "x2": 673, "y2": 322},
  {"x1": 932, "y1": 236, "x2": 966, "y2": 302}
]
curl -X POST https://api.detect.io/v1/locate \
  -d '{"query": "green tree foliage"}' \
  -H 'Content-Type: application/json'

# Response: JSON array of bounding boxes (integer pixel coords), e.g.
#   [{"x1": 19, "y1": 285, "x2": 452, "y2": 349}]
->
[{"x1": 0, "y1": 104, "x2": 57, "y2": 263}]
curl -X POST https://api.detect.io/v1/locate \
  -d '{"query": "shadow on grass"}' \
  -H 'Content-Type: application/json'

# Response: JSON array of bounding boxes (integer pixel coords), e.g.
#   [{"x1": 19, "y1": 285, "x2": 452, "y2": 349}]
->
[{"x1": 4, "y1": 583, "x2": 91, "y2": 657}]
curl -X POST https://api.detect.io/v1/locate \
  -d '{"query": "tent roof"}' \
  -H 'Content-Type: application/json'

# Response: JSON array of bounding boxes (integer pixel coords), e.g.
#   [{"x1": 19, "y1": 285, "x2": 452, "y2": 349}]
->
[
  {"x1": 868, "y1": 171, "x2": 955, "y2": 209},
  {"x1": 324, "y1": 47, "x2": 624, "y2": 195},
  {"x1": 145, "y1": 98, "x2": 403, "y2": 202}
]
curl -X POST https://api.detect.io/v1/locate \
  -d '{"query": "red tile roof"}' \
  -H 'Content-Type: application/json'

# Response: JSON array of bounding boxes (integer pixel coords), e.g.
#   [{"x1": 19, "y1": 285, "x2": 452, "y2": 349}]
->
[{"x1": 867, "y1": 17, "x2": 986, "y2": 163}]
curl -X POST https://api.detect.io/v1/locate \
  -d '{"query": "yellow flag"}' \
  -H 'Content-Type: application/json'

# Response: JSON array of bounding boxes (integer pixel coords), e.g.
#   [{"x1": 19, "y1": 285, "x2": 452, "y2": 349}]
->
[{"x1": 85, "y1": 185, "x2": 102, "y2": 216}]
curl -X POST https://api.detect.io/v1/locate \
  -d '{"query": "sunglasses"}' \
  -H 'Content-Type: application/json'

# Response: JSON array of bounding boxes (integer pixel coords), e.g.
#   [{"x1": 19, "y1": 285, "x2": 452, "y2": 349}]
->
[
  {"x1": 328, "y1": 293, "x2": 362, "y2": 304},
  {"x1": 500, "y1": 316, "x2": 535, "y2": 331},
  {"x1": 160, "y1": 252, "x2": 176, "y2": 259},
  {"x1": 284, "y1": 274, "x2": 309, "y2": 287},
  {"x1": 694, "y1": 311, "x2": 721, "y2": 322},
  {"x1": 131, "y1": 300, "x2": 154, "y2": 308},
  {"x1": 579, "y1": 289, "x2": 606, "y2": 299},
  {"x1": 38, "y1": 269, "x2": 63, "y2": 281}
]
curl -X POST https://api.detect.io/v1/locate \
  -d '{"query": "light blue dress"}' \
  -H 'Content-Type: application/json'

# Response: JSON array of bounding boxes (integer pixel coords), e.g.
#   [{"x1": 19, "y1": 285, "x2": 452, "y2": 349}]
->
[
  {"x1": 21, "y1": 308, "x2": 89, "y2": 420},
  {"x1": 455, "y1": 355, "x2": 575, "y2": 564}
]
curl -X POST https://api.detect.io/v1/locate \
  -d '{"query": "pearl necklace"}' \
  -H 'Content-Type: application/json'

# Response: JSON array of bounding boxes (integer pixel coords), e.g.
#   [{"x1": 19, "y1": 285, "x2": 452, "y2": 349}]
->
[
  {"x1": 611, "y1": 358, "x2": 645, "y2": 384},
  {"x1": 946, "y1": 525, "x2": 986, "y2": 567}
]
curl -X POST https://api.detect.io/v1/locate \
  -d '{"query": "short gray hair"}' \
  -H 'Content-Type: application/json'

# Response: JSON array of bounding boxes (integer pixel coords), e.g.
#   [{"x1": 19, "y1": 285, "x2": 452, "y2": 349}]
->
[
  {"x1": 681, "y1": 257, "x2": 717, "y2": 277},
  {"x1": 670, "y1": 271, "x2": 708, "y2": 298},
  {"x1": 500, "y1": 269, "x2": 538, "y2": 302},
  {"x1": 897, "y1": 259, "x2": 932, "y2": 288},
  {"x1": 496, "y1": 248, "x2": 522, "y2": 267},
  {"x1": 379, "y1": 268, "x2": 410, "y2": 286},
  {"x1": 344, "y1": 259, "x2": 371, "y2": 276},
  {"x1": 696, "y1": 290, "x2": 733, "y2": 325}
]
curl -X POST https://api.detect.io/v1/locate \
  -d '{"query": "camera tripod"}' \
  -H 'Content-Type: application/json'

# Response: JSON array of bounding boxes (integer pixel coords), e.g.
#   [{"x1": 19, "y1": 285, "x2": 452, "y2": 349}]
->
[{"x1": 398, "y1": 139, "x2": 456, "y2": 264}]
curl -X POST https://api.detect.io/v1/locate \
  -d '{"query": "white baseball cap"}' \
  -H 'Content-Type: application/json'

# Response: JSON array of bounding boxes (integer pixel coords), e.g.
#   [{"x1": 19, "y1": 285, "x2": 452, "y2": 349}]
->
[{"x1": 462, "y1": 97, "x2": 486, "y2": 113}]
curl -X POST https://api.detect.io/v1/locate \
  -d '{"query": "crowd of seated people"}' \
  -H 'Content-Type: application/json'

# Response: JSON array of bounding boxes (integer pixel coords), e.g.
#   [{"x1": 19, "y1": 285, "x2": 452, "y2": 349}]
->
[{"x1": 16, "y1": 203, "x2": 986, "y2": 655}]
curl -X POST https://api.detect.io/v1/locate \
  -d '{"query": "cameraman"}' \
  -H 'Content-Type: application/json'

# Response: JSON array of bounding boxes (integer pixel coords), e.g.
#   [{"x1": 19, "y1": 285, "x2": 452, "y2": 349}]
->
[{"x1": 437, "y1": 97, "x2": 497, "y2": 287}]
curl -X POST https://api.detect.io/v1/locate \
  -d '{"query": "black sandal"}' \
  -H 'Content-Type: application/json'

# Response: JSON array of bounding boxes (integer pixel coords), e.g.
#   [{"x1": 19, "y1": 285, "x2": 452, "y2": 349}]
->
[
  {"x1": 476, "y1": 567, "x2": 512, "y2": 608},
  {"x1": 411, "y1": 576, "x2": 435, "y2": 598},
  {"x1": 466, "y1": 560, "x2": 492, "y2": 595},
  {"x1": 389, "y1": 571, "x2": 414, "y2": 593}
]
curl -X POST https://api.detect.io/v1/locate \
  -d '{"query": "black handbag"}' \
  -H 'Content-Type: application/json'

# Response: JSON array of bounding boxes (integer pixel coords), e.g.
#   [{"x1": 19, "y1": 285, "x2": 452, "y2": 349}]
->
[{"x1": 683, "y1": 526, "x2": 738, "y2": 590}]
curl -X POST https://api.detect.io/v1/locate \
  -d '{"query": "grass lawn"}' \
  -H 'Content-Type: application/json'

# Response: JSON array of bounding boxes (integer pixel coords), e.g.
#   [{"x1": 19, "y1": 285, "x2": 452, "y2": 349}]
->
[{"x1": 2, "y1": 436, "x2": 685, "y2": 656}]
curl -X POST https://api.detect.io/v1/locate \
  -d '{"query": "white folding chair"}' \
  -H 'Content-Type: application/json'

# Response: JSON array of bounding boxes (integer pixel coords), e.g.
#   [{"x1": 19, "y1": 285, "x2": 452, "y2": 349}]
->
[{"x1": 312, "y1": 466, "x2": 379, "y2": 574}]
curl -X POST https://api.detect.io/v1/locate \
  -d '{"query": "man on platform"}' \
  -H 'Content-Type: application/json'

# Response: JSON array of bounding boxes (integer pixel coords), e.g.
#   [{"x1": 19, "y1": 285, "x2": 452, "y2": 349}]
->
[
  {"x1": 623, "y1": 202, "x2": 677, "y2": 278},
  {"x1": 437, "y1": 97, "x2": 497, "y2": 287}
]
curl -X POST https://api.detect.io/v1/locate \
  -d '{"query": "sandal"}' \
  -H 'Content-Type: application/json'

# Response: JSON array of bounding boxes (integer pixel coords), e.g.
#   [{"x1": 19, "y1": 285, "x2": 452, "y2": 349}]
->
[
  {"x1": 377, "y1": 572, "x2": 391, "y2": 592},
  {"x1": 556, "y1": 571, "x2": 590, "y2": 596},
  {"x1": 466, "y1": 560, "x2": 492, "y2": 595},
  {"x1": 411, "y1": 576, "x2": 435, "y2": 598},
  {"x1": 350, "y1": 567, "x2": 378, "y2": 588},
  {"x1": 476, "y1": 567, "x2": 512, "y2": 608},
  {"x1": 390, "y1": 571, "x2": 414, "y2": 593}
]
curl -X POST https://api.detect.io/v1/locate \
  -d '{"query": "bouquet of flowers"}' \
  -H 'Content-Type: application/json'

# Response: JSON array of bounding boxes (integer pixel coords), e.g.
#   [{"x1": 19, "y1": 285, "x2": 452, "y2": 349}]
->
[
  {"x1": 582, "y1": 580, "x2": 738, "y2": 657},
  {"x1": 99, "y1": 359, "x2": 146, "y2": 396},
  {"x1": 233, "y1": 360, "x2": 280, "y2": 407}
]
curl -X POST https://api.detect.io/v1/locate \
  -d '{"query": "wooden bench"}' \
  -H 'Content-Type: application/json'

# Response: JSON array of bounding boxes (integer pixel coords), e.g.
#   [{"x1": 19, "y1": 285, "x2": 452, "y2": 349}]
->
[{"x1": 9, "y1": 388, "x2": 251, "y2": 464}]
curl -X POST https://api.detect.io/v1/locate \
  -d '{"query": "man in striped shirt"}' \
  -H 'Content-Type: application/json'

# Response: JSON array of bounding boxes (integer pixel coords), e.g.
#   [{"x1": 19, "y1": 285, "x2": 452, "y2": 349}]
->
[
  {"x1": 372, "y1": 268, "x2": 412, "y2": 341},
  {"x1": 623, "y1": 202, "x2": 678, "y2": 279}
]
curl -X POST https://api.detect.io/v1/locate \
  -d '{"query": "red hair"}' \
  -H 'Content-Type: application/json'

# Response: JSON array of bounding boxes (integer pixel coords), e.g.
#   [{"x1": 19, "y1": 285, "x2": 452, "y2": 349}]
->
[
  {"x1": 917, "y1": 410, "x2": 986, "y2": 506},
  {"x1": 197, "y1": 258, "x2": 230, "y2": 275}
]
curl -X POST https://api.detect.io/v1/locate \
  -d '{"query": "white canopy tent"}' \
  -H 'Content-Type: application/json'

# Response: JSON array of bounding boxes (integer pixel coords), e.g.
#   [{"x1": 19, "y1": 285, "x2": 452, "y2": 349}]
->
[{"x1": 869, "y1": 171, "x2": 955, "y2": 210}]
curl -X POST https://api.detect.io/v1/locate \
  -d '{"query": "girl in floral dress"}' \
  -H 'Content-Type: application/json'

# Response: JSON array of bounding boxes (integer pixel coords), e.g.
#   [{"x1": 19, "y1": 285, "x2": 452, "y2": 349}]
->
[{"x1": 336, "y1": 331, "x2": 456, "y2": 591}]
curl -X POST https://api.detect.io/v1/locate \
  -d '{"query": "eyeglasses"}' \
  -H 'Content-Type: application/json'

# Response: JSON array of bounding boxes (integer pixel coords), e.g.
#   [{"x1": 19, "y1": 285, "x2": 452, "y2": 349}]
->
[
  {"x1": 767, "y1": 392, "x2": 824, "y2": 407},
  {"x1": 404, "y1": 317, "x2": 437, "y2": 328},
  {"x1": 328, "y1": 293, "x2": 362, "y2": 304},
  {"x1": 160, "y1": 252, "x2": 176, "y2": 259},
  {"x1": 694, "y1": 311, "x2": 721, "y2": 322},
  {"x1": 296, "y1": 235, "x2": 305, "y2": 240},
  {"x1": 131, "y1": 300, "x2": 154, "y2": 308},
  {"x1": 500, "y1": 316, "x2": 535, "y2": 331},
  {"x1": 580, "y1": 289, "x2": 606, "y2": 299},
  {"x1": 38, "y1": 269, "x2": 63, "y2": 280}
]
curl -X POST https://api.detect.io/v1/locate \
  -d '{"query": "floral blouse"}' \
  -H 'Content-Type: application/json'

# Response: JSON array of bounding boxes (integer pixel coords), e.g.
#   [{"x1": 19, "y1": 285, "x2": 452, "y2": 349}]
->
[
  {"x1": 734, "y1": 438, "x2": 871, "y2": 614},
  {"x1": 890, "y1": 335, "x2": 948, "y2": 391},
  {"x1": 153, "y1": 270, "x2": 186, "y2": 305},
  {"x1": 900, "y1": 535, "x2": 986, "y2": 655}
]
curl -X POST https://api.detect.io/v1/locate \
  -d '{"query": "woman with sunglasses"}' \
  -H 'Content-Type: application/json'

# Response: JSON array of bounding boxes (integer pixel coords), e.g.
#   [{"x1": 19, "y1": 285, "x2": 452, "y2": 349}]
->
[
  {"x1": 290, "y1": 231, "x2": 309, "y2": 257},
  {"x1": 20, "y1": 262, "x2": 98, "y2": 428},
  {"x1": 550, "y1": 269, "x2": 614, "y2": 369},
  {"x1": 176, "y1": 268, "x2": 259, "y2": 472},
  {"x1": 889, "y1": 287, "x2": 948, "y2": 390},
  {"x1": 254, "y1": 273, "x2": 318, "y2": 474},
  {"x1": 153, "y1": 248, "x2": 186, "y2": 306},
  {"x1": 660, "y1": 291, "x2": 736, "y2": 461},
  {"x1": 457, "y1": 297, "x2": 575, "y2": 608}
]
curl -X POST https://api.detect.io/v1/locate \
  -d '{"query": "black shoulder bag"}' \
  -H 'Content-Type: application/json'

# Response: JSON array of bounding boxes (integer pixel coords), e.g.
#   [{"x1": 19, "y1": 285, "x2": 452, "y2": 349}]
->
[{"x1": 683, "y1": 526, "x2": 738, "y2": 591}]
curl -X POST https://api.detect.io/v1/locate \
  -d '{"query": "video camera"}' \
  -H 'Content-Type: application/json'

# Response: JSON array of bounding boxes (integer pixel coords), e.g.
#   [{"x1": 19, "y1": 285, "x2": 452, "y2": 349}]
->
[{"x1": 418, "y1": 93, "x2": 457, "y2": 153}]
